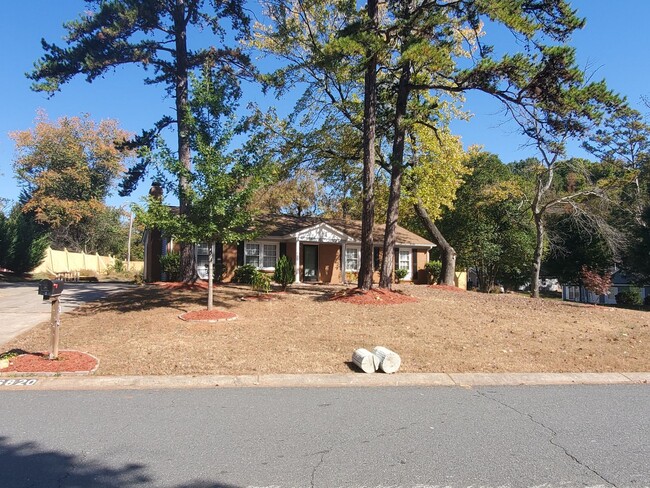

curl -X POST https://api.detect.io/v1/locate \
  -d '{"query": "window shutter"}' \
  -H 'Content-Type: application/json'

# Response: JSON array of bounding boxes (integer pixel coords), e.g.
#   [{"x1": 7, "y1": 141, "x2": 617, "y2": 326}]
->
[
  {"x1": 280, "y1": 242, "x2": 287, "y2": 257},
  {"x1": 216, "y1": 243, "x2": 223, "y2": 264},
  {"x1": 394, "y1": 249, "x2": 399, "y2": 271},
  {"x1": 237, "y1": 242, "x2": 244, "y2": 266},
  {"x1": 373, "y1": 247, "x2": 380, "y2": 270},
  {"x1": 412, "y1": 249, "x2": 417, "y2": 281}
]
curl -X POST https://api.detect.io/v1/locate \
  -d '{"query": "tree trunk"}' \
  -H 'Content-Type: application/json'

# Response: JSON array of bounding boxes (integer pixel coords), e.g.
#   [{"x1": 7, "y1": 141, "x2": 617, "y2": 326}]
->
[
  {"x1": 530, "y1": 214, "x2": 544, "y2": 298},
  {"x1": 380, "y1": 164, "x2": 403, "y2": 288},
  {"x1": 379, "y1": 60, "x2": 411, "y2": 289},
  {"x1": 357, "y1": 0, "x2": 378, "y2": 291},
  {"x1": 173, "y1": 0, "x2": 195, "y2": 283},
  {"x1": 414, "y1": 201, "x2": 457, "y2": 286}
]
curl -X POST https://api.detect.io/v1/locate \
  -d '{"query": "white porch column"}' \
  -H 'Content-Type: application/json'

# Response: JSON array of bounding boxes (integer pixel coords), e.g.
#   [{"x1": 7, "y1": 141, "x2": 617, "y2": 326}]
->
[
  {"x1": 341, "y1": 242, "x2": 347, "y2": 284},
  {"x1": 294, "y1": 239, "x2": 301, "y2": 283}
]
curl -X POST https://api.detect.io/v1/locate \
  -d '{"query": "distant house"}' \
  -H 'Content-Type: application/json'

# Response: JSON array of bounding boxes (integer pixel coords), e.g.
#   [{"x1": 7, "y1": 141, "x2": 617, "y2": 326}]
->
[
  {"x1": 562, "y1": 269, "x2": 650, "y2": 305},
  {"x1": 143, "y1": 214, "x2": 435, "y2": 285}
]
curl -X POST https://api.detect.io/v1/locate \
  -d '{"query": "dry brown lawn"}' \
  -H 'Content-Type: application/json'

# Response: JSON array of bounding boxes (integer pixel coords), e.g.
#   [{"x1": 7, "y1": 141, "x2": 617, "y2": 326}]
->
[{"x1": 4, "y1": 283, "x2": 649, "y2": 375}]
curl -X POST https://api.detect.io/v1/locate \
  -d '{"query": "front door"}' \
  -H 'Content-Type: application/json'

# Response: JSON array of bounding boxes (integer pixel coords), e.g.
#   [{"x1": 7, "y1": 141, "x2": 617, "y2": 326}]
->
[{"x1": 303, "y1": 245, "x2": 319, "y2": 281}]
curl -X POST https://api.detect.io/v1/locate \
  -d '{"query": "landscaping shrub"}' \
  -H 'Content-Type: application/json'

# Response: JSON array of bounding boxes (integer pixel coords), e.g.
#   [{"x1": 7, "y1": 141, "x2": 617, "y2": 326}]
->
[
  {"x1": 159, "y1": 252, "x2": 180, "y2": 281},
  {"x1": 425, "y1": 260, "x2": 442, "y2": 284},
  {"x1": 395, "y1": 268, "x2": 408, "y2": 283},
  {"x1": 345, "y1": 271, "x2": 358, "y2": 283},
  {"x1": 252, "y1": 272, "x2": 271, "y2": 293},
  {"x1": 615, "y1": 287, "x2": 642, "y2": 306},
  {"x1": 132, "y1": 270, "x2": 144, "y2": 285},
  {"x1": 113, "y1": 257, "x2": 125, "y2": 273},
  {"x1": 233, "y1": 264, "x2": 258, "y2": 284},
  {"x1": 273, "y1": 255, "x2": 294, "y2": 291}
]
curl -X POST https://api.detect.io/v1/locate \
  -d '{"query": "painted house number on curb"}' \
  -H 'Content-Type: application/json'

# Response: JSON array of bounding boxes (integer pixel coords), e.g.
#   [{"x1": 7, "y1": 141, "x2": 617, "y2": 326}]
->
[{"x1": 0, "y1": 379, "x2": 38, "y2": 386}]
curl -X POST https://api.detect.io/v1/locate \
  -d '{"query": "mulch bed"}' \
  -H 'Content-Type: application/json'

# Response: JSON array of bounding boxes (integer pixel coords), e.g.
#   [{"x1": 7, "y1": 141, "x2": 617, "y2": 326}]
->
[
  {"x1": 0, "y1": 350, "x2": 98, "y2": 374},
  {"x1": 179, "y1": 309, "x2": 238, "y2": 322},
  {"x1": 330, "y1": 287, "x2": 419, "y2": 305}
]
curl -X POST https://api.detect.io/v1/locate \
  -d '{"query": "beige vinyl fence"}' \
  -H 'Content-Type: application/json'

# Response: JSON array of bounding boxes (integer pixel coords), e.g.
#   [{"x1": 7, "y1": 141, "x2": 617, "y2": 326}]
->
[{"x1": 33, "y1": 247, "x2": 143, "y2": 277}]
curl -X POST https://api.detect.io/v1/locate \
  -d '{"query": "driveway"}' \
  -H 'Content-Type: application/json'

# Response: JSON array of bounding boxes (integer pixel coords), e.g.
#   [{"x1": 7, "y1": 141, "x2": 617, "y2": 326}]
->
[{"x1": 0, "y1": 282, "x2": 134, "y2": 347}]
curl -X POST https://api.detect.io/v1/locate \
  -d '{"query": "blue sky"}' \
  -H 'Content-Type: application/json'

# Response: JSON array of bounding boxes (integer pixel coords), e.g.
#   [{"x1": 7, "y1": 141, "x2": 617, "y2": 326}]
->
[{"x1": 1, "y1": 1, "x2": 649, "y2": 209}]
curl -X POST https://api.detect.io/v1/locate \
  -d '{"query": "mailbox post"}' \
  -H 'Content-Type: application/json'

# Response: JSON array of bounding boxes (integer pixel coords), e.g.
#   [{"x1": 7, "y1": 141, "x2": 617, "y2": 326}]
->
[{"x1": 37, "y1": 280, "x2": 64, "y2": 359}]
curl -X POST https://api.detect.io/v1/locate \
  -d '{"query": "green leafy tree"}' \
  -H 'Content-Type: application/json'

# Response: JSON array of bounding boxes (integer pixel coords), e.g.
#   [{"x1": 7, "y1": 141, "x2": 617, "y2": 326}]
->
[
  {"x1": 583, "y1": 105, "x2": 650, "y2": 283},
  {"x1": 402, "y1": 127, "x2": 471, "y2": 285},
  {"x1": 135, "y1": 67, "x2": 263, "y2": 309},
  {"x1": 29, "y1": 0, "x2": 252, "y2": 281},
  {"x1": 513, "y1": 144, "x2": 623, "y2": 299},
  {"x1": 435, "y1": 152, "x2": 535, "y2": 292},
  {"x1": 0, "y1": 200, "x2": 10, "y2": 269},
  {"x1": 621, "y1": 205, "x2": 650, "y2": 282},
  {"x1": 542, "y1": 213, "x2": 614, "y2": 285},
  {"x1": 583, "y1": 105, "x2": 650, "y2": 224},
  {"x1": 2, "y1": 199, "x2": 50, "y2": 275}
]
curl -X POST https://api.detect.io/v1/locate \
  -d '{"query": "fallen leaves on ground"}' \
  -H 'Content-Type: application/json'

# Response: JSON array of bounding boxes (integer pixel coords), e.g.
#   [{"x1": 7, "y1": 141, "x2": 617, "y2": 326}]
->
[{"x1": 3, "y1": 283, "x2": 649, "y2": 375}]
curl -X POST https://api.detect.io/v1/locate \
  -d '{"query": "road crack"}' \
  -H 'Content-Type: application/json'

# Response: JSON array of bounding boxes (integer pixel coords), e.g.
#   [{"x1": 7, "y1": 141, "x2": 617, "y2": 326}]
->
[
  {"x1": 309, "y1": 449, "x2": 329, "y2": 488},
  {"x1": 476, "y1": 390, "x2": 618, "y2": 488},
  {"x1": 306, "y1": 421, "x2": 416, "y2": 487}
]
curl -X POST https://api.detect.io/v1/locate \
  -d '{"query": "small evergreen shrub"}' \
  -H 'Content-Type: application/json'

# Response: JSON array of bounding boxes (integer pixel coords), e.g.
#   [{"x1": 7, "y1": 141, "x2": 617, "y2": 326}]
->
[
  {"x1": 114, "y1": 257, "x2": 125, "y2": 273},
  {"x1": 233, "y1": 264, "x2": 258, "y2": 284},
  {"x1": 615, "y1": 287, "x2": 642, "y2": 306},
  {"x1": 395, "y1": 268, "x2": 408, "y2": 283},
  {"x1": 159, "y1": 252, "x2": 180, "y2": 281},
  {"x1": 273, "y1": 255, "x2": 294, "y2": 291},
  {"x1": 252, "y1": 271, "x2": 271, "y2": 293},
  {"x1": 425, "y1": 260, "x2": 442, "y2": 284}
]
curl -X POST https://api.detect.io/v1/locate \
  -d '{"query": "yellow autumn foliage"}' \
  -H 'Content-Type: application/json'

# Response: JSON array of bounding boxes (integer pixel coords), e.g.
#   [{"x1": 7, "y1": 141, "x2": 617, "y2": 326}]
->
[{"x1": 403, "y1": 127, "x2": 471, "y2": 221}]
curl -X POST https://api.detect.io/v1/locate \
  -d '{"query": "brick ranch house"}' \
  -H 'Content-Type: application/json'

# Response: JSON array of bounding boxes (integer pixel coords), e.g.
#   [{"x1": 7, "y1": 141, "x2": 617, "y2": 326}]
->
[{"x1": 143, "y1": 214, "x2": 435, "y2": 285}]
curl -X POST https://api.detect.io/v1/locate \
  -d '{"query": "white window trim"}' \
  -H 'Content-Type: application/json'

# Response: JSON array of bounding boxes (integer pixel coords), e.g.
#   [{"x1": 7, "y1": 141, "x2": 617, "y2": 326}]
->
[
  {"x1": 345, "y1": 246, "x2": 360, "y2": 272},
  {"x1": 245, "y1": 241, "x2": 280, "y2": 271}
]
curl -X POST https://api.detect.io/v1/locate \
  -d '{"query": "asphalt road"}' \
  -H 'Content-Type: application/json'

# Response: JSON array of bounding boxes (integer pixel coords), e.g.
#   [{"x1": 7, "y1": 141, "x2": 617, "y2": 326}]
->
[
  {"x1": 0, "y1": 282, "x2": 134, "y2": 346},
  {"x1": 1, "y1": 384, "x2": 648, "y2": 487}
]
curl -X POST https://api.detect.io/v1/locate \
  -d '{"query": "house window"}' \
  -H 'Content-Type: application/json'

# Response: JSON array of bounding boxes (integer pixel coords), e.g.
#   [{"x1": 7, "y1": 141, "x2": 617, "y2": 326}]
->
[
  {"x1": 345, "y1": 247, "x2": 360, "y2": 272},
  {"x1": 196, "y1": 243, "x2": 212, "y2": 280},
  {"x1": 263, "y1": 244, "x2": 277, "y2": 268},
  {"x1": 244, "y1": 243, "x2": 260, "y2": 267},
  {"x1": 398, "y1": 249, "x2": 410, "y2": 271},
  {"x1": 244, "y1": 242, "x2": 278, "y2": 269}
]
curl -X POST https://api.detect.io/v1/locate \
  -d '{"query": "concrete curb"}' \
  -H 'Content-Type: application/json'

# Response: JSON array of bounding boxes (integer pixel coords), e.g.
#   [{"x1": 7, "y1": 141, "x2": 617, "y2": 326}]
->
[{"x1": 2, "y1": 372, "x2": 649, "y2": 391}]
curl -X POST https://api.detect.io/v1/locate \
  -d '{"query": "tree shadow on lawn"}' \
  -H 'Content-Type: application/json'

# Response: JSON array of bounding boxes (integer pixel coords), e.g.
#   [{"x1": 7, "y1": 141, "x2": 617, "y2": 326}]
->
[
  {"x1": 0, "y1": 435, "x2": 241, "y2": 488},
  {"x1": 65, "y1": 286, "x2": 235, "y2": 316}
]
